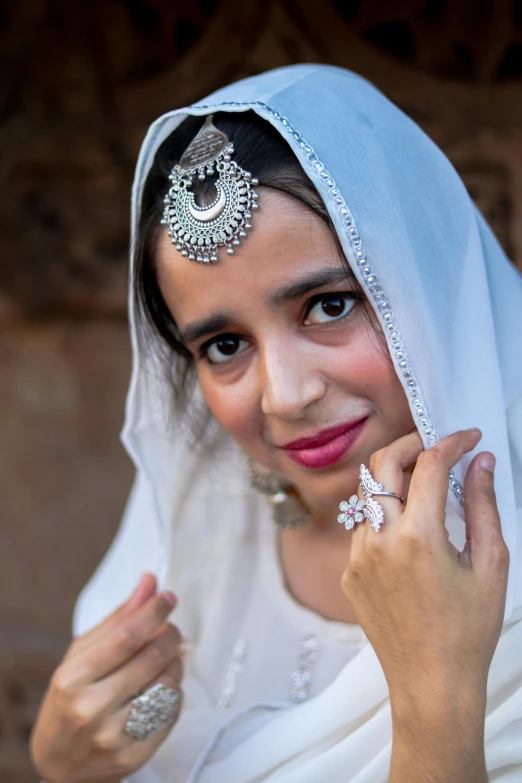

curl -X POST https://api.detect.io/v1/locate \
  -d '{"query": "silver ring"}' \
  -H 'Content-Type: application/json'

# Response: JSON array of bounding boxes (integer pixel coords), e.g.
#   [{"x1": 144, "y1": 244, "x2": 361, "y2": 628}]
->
[
  {"x1": 338, "y1": 464, "x2": 404, "y2": 533},
  {"x1": 124, "y1": 683, "x2": 181, "y2": 740}
]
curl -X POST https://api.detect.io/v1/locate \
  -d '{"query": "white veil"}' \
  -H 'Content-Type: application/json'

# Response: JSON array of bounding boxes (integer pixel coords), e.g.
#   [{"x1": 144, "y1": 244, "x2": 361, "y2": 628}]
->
[{"x1": 73, "y1": 65, "x2": 522, "y2": 782}]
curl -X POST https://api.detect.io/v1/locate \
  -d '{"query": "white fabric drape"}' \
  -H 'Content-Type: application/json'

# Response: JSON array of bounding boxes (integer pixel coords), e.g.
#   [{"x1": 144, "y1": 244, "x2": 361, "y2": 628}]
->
[{"x1": 72, "y1": 65, "x2": 522, "y2": 782}]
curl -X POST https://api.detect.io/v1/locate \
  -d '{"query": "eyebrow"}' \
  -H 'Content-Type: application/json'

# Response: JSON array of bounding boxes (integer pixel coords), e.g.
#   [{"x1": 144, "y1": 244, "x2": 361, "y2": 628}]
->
[
  {"x1": 180, "y1": 266, "x2": 353, "y2": 345},
  {"x1": 267, "y1": 267, "x2": 352, "y2": 307},
  {"x1": 181, "y1": 313, "x2": 234, "y2": 345}
]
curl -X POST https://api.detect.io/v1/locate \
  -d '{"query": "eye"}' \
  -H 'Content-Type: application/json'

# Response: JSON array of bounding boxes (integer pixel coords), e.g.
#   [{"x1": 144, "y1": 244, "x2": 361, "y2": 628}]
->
[
  {"x1": 304, "y1": 292, "x2": 358, "y2": 325},
  {"x1": 202, "y1": 334, "x2": 249, "y2": 364}
]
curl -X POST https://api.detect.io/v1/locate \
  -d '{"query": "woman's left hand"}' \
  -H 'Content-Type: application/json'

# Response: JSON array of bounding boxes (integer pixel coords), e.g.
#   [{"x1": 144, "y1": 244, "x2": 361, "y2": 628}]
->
[{"x1": 341, "y1": 428, "x2": 509, "y2": 724}]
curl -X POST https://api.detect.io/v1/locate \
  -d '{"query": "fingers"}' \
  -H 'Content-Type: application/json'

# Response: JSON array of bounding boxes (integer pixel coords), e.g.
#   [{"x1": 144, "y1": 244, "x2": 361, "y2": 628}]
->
[
  {"x1": 460, "y1": 451, "x2": 509, "y2": 570},
  {"x1": 112, "y1": 655, "x2": 184, "y2": 753},
  {"x1": 366, "y1": 429, "x2": 424, "y2": 496},
  {"x1": 405, "y1": 429, "x2": 482, "y2": 533},
  {"x1": 72, "y1": 591, "x2": 178, "y2": 684},
  {"x1": 123, "y1": 573, "x2": 158, "y2": 616},
  {"x1": 98, "y1": 622, "x2": 184, "y2": 710},
  {"x1": 72, "y1": 573, "x2": 158, "y2": 654},
  {"x1": 111, "y1": 677, "x2": 184, "y2": 757},
  {"x1": 94, "y1": 673, "x2": 184, "y2": 758},
  {"x1": 350, "y1": 428, "x2": 482, "y2": 547},
  {"x1": 350, "y1": 430, "x2": 424, "y2": 540},
  {"x1": 133, "y1": 656, "x2": 184, "y2": 706}
]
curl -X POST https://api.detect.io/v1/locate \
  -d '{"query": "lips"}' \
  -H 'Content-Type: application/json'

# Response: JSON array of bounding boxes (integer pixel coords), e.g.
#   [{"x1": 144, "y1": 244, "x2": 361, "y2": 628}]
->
[{"x1": 279, "y1": 417, "x2": 369, "y2": 470}]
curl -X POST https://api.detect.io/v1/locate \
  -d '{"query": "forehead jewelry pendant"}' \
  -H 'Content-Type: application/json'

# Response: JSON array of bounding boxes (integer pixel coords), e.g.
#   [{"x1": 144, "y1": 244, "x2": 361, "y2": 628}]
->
[{"x1": 160, "y1": 115, "x2": 259, "y2": 263}]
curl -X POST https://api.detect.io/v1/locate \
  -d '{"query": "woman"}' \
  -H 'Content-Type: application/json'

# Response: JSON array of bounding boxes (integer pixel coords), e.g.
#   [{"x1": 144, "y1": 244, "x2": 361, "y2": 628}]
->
[{"x1": 31, "y1": 64, "x2": 522, "y2": 782}]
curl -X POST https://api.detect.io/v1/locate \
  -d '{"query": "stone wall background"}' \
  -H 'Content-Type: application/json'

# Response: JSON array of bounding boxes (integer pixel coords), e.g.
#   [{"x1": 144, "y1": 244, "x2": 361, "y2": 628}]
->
[{"x1": 1, "y1": 0, "x2": 522, "y2": 778}]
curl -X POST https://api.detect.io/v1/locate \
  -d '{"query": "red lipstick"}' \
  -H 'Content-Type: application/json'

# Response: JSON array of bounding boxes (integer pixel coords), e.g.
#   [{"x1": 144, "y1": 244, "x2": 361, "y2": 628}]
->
[{"x1": 280, "y1": 417, "x2": 368, "y2": 469}]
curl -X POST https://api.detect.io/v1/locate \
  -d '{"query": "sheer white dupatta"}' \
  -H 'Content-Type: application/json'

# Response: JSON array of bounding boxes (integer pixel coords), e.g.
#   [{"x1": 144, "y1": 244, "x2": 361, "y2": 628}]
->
[{"x1": 73, "y1": 65, "x2": 522, "y2": 782}]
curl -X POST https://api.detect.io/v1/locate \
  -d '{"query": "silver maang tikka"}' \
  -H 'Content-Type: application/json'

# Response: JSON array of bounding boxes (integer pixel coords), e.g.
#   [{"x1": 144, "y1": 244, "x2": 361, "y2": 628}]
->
[
  {"x1": 161, "y1": 115, "x2": 260, "y2": 263},
  {"x1": 245, "y1": 456, "x2": 311, "y2": 530}
]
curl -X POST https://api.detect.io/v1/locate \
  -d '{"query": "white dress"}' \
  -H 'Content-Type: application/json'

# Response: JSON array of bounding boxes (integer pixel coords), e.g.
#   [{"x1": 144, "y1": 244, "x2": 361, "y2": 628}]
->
[
  {"x1": 206, "y1": 512, "x2": 367, "y2": 710},
  {"x1": 185, "y1": 504, "x2": 368, "y2": 775}
]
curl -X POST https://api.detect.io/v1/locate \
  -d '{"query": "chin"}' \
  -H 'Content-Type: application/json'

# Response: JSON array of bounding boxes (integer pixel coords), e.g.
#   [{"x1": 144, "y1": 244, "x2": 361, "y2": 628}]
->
[{"x1": 287, "y1": 461, "x2": 361, "y2": 507}]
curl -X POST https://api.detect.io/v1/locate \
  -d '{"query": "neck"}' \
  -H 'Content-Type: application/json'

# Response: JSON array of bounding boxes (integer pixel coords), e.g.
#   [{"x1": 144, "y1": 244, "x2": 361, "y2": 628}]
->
[{"x1": 298, "y1": 491, "x2": 347, "y2": 540}]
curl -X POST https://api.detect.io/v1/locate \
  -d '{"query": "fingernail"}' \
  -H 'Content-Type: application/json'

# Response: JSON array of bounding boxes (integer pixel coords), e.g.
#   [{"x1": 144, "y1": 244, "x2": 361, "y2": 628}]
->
[
  {"x1": 161, "y1": 591, "x2": 177, "y2": 608},
  {"x1": 480, "y1": 454, "x2": 496, "y2": 473},
  {"x1": 130, "y1": 574, "x2": 145, "y2": 596}
]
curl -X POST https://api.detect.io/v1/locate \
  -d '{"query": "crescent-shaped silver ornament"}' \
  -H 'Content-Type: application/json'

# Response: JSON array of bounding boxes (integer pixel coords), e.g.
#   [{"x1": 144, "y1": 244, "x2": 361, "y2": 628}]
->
[
  {"x1": 187, "y1": 189, "x2": 226, "y2": 222},
  {"x1": 160, "y1": 115, "x2": 259, "y2": 263}
]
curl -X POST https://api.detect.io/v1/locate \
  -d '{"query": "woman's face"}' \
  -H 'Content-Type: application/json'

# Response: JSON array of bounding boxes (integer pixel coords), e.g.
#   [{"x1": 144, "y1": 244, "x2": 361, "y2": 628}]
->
[{"x1": 156, "y1": 188, "x2": 415, "y2": 519}]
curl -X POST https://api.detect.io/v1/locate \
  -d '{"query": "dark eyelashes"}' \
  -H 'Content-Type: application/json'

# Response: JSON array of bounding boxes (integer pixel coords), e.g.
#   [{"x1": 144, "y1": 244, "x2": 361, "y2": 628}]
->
[
  {"x1": 198, "y1": 333, "x2": 239, "y2": 360},
  {"x1": 302, "y1": 290, "x2": 360, "y2": 319}
]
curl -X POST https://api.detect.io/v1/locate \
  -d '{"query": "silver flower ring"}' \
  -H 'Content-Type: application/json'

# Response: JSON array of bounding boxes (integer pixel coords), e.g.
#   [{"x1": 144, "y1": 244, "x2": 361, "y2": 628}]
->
[{"x1": 338, "y1": 463, "x2": 405, "y2": 533}]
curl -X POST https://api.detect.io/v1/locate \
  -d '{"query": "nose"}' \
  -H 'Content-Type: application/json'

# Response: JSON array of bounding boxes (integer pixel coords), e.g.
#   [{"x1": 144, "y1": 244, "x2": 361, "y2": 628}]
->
[{"x1": 260, "y1": 337, "x2": 326, "y2": 420}]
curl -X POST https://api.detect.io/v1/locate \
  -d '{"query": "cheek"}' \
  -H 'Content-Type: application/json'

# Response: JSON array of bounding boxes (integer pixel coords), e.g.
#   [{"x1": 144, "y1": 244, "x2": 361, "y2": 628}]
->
[
  {"x1": 198, "y1": 371, "x2": 260, "y2": 443},
  {"x1": 331, "y1": 329, "x2": 412, "y2": 420},
  {"x1": 329, "y1": 328, "x2": 392, "y2": 390}
]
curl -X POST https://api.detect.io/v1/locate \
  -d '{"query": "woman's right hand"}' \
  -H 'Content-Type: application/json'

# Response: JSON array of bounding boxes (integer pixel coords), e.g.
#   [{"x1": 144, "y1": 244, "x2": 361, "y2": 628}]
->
[{"x1": 30, "y1": 573, "x2": 184, "y2": 783}]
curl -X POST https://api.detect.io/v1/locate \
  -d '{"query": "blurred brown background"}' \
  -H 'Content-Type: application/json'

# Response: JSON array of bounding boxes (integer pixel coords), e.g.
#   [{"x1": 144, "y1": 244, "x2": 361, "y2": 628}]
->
[{"x1": 2, "y1": 0, "x2": 522, "y2": 779}]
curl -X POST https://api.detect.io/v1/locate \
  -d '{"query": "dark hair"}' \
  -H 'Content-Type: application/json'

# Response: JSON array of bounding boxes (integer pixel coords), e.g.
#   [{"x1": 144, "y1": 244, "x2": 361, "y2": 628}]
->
[{"x1": 133, "y1": 110, "x2": 386, "y2": 435}]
